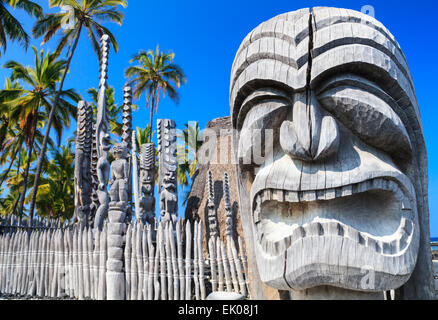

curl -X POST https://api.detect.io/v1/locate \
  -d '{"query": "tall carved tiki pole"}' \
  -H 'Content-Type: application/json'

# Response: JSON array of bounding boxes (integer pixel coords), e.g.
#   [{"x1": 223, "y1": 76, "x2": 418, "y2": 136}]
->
[
  {"x1": 224, "y1": 172, "x2": 233, "y2": 237},
  {"x1": 132, "y1": 131, "x2": 140, "y2": 219},
  {"x1": 74, "y1": 101, "x2": 93, "y2": 227},
  {"x1": 207, "y1": 171, "x2": 218, "y2": 238},
  {"x1": 90, "y1": 123, "x2": 99, "y2": 224},
  {"x1": 93, "y1": 34, "x2": 111, "y2": 230},
  {"x1": 207, "y1": 171, "x2": 218, "y2": 292},
  {"x1": 122, "y1": 86, "x2": 133, "y2": 221},
  {"x1": 90, "y1": 34, "x2": 124, "y2": 300},
  {"x1": 122, "y1": 86, "x2": 133, "y2": 151},
  {"x1": 157, "y1": 119, "x2": 178, "y2": 223}
]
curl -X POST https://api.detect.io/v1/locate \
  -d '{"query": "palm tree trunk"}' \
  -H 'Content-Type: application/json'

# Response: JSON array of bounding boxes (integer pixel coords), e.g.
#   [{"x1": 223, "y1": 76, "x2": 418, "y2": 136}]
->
[
  {"x1": 28, "y1": 23, "x2": 83, "y2": 222},
  {"x1": 0, "y1": 143, "x2": 20, "y2": 187},
  {"x1": 148, "y1": 86, "x2": 156, "y2": 142},
  {"x1": 10, "y1": 150, "x2": 22, "y2": 218},
  {"x1": 18, "y1": 136, "x2": 35, "y2": 223}
]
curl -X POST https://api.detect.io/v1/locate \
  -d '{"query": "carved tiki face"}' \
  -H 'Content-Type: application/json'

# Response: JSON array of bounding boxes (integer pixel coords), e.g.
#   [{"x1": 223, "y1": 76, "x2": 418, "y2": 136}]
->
[
  {"x1": 113, "y1": 143, "x2": 128, "y2": 160},
  {"x1": 163, "y1": 169, "x2": 177, "y2": 190},
  {"x1": 230, "y1": 7, "x2": 429, "y2": 293},
  {"x1": 141, "y1": 172, "x2": 153, "y2": 193},
  {"x1": 140, "y1": 143, "x2": 155, "y2": 193}
]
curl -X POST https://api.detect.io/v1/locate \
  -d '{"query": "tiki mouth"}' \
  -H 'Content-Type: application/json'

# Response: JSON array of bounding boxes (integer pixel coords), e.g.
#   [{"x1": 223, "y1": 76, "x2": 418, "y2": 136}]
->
[{"x1": 251, "y1": 177, "x2": 415, "y2": 257}]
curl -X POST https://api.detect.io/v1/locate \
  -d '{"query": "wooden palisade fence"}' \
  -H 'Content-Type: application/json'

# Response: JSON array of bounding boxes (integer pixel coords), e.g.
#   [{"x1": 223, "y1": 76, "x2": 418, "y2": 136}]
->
[
  {"x1": 0, "y1": 35, "x2": 249, "y2": 300},
  {"x1": 0, "y1": 215, "x2": 249, "y2": 300}
]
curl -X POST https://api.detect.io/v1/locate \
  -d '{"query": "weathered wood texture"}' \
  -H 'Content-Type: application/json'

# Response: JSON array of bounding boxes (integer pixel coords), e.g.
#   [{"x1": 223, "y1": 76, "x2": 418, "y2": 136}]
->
[
  {"x1": 0, "y1": 217, "x2": 249, "y2": 300},
  {"x1": 0, "y1": 221, "x2": 107, "y2": 300},
  {"x1": 228, "y1": 7, "x2": 434, "y2": 299}
]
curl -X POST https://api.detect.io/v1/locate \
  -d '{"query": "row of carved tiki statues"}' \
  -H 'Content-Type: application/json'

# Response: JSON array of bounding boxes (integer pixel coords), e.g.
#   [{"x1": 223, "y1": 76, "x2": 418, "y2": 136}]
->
[{"x1": 73, "y1": 34, "x2": 178, "y2": 231}]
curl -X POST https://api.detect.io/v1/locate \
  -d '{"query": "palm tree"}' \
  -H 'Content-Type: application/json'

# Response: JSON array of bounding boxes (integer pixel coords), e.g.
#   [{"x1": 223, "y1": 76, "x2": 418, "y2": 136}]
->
[
  {"x1": 125, "y1": 46, "x2": 186, "y2": 142},
  {"x1": 27, "y1": 144, "x2": 75, "y2": 220},
  {"x1": 0, "y1": 78, "x2": 22, "y2": 150},
  {"x1": 1, "y1": 145, "x2": 24, "y2": 217},
  {"x1": 135, "y1": 125, "x2": 153, "y2": 151},
  {"x1": 181, "y1": 122, "x2": 202, "y2": 177},
  {"x1": 2, "y1": 46, "x2": 80, "y2": 220},
  {"x1": 0, "y1": 0, "x2": 43, "y2": 55},
  {"x1": 177, "y1": 122, "x2": 202, "y2": 189},
  {"x1": 29, "y1": 0, "x2": 127, "y2": 221},
  {"x1": 0, "y1": 78, "x2": 24, "y2": 188}
]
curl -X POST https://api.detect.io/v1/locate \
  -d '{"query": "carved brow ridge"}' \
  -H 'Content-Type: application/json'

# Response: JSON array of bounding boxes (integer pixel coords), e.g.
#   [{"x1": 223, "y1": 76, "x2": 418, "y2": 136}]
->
[
  {"x1": 230, "y1": 10, "x2": 411, "y2": 102},
  {"x1": 237, "y1": 88, "x2": 292, "y2": 130}
]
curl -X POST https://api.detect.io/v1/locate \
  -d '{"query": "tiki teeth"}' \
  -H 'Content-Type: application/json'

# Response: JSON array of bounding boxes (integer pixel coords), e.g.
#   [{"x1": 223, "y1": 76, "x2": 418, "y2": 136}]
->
[
  {"x1": 325, "y1": 188, "x2": 336, "y2": 200},
  {"x1": 341, "y1": 185, "x2": 352, "y2": 197},
  {"x1": 358, "y1": 233, "x2": 366, "y2": 245},
  {"x1": 337, "y1": 223, "x2": 344, "y2": 236},
  {"x1": 290, "y1": 226, "x2": 303, "y2": 243},
  {"x1": 285, "y1": 191, "x2": 299, "y2": 202},
  {"x1": 255, "y1": 178, "x2": 410, "y2": 206},
  {"x1": 272, "y1": 189, "x2": 284, "y2": 202},
  {"x1": 376, "y1": 241, "x2": 383, "y2": 254},
  {"x1": 305, "y1": 223, "x2": 320, "y2": 237},
  {"x1": 316, "y1": 190, "x2": 325, "y2": 200},
  {"x1": 274, "y1": 238, "x2": 290, "y2": 255},
  {"x1": 345, "y1": 226, "x2": 359, "y2": 242},
  {"x1": 367, "y1": 237, "x2": 377, "y2": 250},
  {"x1": 390, "y1": 238, "x2": 400, "y2": 254},
  {"x1": 383, "y1": 242, "x2": 392, "y2": 255},
  {"x1": 356, "y1": 181, "x2": 368, "y2": 193},
  {"x1": 301, "y1": 191, "x2": 316, "y2": 202}
]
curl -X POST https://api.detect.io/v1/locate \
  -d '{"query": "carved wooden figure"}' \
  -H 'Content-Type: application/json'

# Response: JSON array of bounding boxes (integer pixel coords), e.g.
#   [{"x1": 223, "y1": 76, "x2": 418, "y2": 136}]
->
[
  {"x1": 207, "y1": 171, "x2": 218, "y2": 237},
  {"x1": 74, "y1": 101, "x2": 93, "y2": 226},
  {"x1": 230, "y1": 7, "x2": 434, "y2": 299},
  {"x1": 139, "y1": 143, "x2": 156, "y2": 225},
  {"x1": 109, "y1": 143, "x2": 129, "y2": 206},
  {"x1": 94, "y1": 34, "x2": 111, "y2": 231},
  {"x1": 90, "y1": 123, "x2": 99, "y2": 222},
  {"x1": 157, "y1": 119, "x2": 178, "y2": 223}
]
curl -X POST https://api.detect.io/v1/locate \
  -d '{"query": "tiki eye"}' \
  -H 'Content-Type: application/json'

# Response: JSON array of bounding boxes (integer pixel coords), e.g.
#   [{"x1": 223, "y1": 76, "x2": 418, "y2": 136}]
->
[
  {"x1": 238, "y1": 99, "x2": 289, "y2": 165},
  {"x1": 317, "y1": 86, "x2": 412, "y2": 160}
]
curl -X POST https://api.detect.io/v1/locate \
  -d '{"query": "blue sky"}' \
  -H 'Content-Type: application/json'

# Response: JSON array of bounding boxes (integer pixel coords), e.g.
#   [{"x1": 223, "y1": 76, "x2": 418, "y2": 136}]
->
[{"x1": 1, "y1": 0, "x2": 438, "y2": 236}]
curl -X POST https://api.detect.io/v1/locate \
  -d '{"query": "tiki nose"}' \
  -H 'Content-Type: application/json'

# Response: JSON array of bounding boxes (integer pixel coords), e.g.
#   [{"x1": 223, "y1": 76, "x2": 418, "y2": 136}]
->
[{"x1": 280, "y1": 91, "x2": 339, "y2": 161}]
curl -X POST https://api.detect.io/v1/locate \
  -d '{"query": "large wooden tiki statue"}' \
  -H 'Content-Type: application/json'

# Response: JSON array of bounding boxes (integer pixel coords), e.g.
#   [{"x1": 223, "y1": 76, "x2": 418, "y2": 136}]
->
[{"x1": 230, "y1": 7, "x2": 434, "y2": 299}]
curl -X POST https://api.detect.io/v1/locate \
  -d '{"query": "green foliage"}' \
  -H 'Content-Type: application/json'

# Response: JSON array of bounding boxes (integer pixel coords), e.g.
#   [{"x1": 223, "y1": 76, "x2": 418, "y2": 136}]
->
[
  {"x1": 0, "y1": 47, "x2": 79, "y2": 219},
  {"x1": 177, "y1": 122, "x2": 202, "y2": 189},
  {"x1": 3, "y1": 47, "x2": 80, "y2": 145},
  {"x1": 26, "y1": 144, "x2": 75, "y2": 219},
  {"x1": 0, "y1": 0, "x2": 43, "y2": 55},
  {"x1": 33, "y1": 0, "x2": 127, "y2": 59},
  {"x1": 125, "y1": 45, "x2": 186, "y2": 141},
  {"x1": 135, "y1": 125, "x2": 153, "y2": 149}
]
